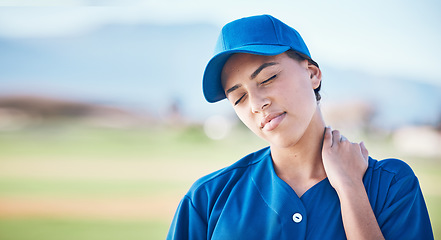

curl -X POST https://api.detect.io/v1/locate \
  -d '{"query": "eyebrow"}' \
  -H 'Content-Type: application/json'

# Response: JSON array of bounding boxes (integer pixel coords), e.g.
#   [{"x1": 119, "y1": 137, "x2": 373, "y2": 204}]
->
[
  {"x1": 250, "y1": 62, "x2": 278, "y2": 79},
  {"x1": 226, "y1": 84, "x2": 242, "y2": 96}
]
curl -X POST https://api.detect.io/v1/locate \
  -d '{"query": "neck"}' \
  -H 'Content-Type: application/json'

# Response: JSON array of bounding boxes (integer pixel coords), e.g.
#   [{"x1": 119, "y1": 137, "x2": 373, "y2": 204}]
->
[{"x1": 270, "y1": 108, "x2": 326, "y2": 182}]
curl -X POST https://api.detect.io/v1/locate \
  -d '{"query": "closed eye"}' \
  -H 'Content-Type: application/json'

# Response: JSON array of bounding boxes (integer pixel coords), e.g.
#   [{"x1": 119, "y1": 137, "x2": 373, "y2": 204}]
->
[
  {"x1": 260, "y1": 75, "x2": 277, "y2": 85},
  {"x1": 234, "y1": 94, "x2": 246, "y2": 106}
]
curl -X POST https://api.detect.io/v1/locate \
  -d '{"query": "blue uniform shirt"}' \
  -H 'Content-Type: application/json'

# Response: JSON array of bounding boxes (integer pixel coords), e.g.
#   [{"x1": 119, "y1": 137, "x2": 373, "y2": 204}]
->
[{"x1": 167, "y1": 147, "x2": 433, "y2": 239}]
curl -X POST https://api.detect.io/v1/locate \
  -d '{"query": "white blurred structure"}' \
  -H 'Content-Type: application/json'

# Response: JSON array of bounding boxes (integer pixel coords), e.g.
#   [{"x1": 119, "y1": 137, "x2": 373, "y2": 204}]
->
[
  {"x1": 393, "y1": 126, "x2": 441, "y2": 157},
  {"x1": 203, "y1": 115, "x2": 232, "y2": 140},
  {"x1": 321, "y1": 100, "x2": 375, "y2": 139}
]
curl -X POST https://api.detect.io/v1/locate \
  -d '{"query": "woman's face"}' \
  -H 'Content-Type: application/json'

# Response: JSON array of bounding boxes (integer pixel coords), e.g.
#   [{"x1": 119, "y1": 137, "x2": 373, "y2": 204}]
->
[{"x1": 221, "y1": 52, "x2": 321, "y2": 148}]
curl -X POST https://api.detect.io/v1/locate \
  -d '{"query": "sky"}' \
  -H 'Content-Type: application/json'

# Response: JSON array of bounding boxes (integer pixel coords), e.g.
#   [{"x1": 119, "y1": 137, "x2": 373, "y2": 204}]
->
[
  {"x1": 0, "y1": 0, "x2": 440, "y2": 86},
  {"x1": 0, "y1": 1, "x2": 440, "y2": 129}
]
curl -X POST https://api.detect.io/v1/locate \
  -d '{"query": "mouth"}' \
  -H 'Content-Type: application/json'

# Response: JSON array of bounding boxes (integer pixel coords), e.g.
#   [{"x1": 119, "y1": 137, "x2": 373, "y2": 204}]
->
[{"x1": 260, "y1": 112, "x2": 286, "y2": 131}]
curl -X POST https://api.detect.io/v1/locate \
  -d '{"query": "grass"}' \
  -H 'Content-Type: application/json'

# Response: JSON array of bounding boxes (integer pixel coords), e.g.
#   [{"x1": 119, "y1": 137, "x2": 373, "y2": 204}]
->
[
  {"x1": 0, "y1": 123, "x2": 439, "y2": 239},
  {"x1": 0, "y1": 178, "x2": 185, "y2": 197},
  {"x1": 0, "y1": 218, "x2": 168, "y2": 240}
]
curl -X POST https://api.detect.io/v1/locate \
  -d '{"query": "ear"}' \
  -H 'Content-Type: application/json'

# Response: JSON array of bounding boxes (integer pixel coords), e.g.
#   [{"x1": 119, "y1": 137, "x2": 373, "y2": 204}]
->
[{"x1": 308, "y1": 63, "x2": 322, "y2": 90}]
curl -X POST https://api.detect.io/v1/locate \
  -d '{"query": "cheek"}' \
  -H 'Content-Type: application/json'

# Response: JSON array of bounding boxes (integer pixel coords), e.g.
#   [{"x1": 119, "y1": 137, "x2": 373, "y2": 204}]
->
[
  {"x1": 289, "y1": 92, "x2": 317, "y2": 120},
  {"x1": 278, "y1": 83, "x2": 318, "y2": 128},
  {"x1": 283, "y1": 80, "x2": 316, "y2": 107},
  {"x1": 235, "y1": 109, "x2": 261, "y2": 134}
]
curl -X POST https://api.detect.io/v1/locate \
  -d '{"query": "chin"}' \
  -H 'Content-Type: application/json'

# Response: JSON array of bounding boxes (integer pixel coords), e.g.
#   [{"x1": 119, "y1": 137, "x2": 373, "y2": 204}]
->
[
  {"x1": 271, "y1": 140, "x2": 300, "y2": 149},
  {"x1": 266, "y1": 133, "x2": 301, "y2": 149}
]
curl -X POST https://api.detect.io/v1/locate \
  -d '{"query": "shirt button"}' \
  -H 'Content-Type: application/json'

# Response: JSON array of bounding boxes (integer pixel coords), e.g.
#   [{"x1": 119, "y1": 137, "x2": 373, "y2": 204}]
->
[{"x1": 292, "y1": 213, "x2": 302, "y2": 223}]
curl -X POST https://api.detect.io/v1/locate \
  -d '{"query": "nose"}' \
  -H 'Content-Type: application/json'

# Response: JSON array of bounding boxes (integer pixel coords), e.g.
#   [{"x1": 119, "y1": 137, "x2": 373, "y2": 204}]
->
[{"x1": 250, "y1": 93, "x2": 271, "y2": 114}]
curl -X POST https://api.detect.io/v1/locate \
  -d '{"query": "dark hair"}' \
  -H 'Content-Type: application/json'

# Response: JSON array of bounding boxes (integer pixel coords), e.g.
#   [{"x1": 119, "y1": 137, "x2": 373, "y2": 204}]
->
[{"x1": 285, "y1": 50, "x2": 321, "y2": 102}]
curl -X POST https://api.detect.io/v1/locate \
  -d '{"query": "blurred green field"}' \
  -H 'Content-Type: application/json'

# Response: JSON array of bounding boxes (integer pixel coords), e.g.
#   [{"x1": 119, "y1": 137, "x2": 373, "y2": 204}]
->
[{"x1": 0, "y1": 124, "x2": 439, "y2": 239}]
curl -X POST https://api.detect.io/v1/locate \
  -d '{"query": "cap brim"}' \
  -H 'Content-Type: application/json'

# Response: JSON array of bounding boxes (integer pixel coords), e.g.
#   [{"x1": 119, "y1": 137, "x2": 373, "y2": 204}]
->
[{"x1": 203, "y1": 45, "x2": 291, "y2": 103}]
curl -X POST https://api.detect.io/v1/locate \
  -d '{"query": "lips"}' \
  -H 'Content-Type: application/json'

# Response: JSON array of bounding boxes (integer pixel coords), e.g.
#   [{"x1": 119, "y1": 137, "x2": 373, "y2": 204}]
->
[{"x1": 260, "y1": 112, "x2": 286, "y2": 131}]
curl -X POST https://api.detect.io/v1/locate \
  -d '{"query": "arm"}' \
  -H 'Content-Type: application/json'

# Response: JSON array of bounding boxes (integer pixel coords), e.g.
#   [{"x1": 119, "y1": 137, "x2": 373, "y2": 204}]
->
[
  {"x1": 375, "y1": 159, "x2": 434, "y2": 239},
  {"x1": 322, "y1": 127, "x2": 384, "y2": 240},
  {"x1": 167, "y1": 195, "x2": 207, "y2": 240}
]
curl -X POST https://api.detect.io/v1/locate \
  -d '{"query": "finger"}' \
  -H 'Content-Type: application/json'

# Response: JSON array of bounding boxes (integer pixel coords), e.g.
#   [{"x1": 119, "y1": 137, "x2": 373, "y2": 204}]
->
[
  {"x1": 323, "y1": 127, "x2": 332, "y2": 148},
  {"x1": 331, "y1": 129, "x2": 341, "y2": 147},
  {"x1": 360, "y1": 141, "x2": 369, "y2": 161},
  {"x1": 340, "y1": 135, "x2": 348, "y2": 142}
]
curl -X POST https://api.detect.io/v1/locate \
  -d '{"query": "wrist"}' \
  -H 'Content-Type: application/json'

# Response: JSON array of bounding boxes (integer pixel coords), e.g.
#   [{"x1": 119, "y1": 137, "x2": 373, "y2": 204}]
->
[{"x1": 334, "y1": 179, "x2": 365, "y2": 196}]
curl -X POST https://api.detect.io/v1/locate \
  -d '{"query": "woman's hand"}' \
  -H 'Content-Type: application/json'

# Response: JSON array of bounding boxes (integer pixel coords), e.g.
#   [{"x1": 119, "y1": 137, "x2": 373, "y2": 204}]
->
[
  {"x1": 322, "y1": 127, "x2": 385, "y2": 239},
  {"x1": 321, "y1": 127, "x2": 369, "y2": 193}
]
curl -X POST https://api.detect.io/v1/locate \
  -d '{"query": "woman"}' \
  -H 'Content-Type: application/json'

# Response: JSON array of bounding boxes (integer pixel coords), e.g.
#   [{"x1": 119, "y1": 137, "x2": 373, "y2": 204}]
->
[{"x1": 167, "y1": 15, "x2": 433, "y2": 239}]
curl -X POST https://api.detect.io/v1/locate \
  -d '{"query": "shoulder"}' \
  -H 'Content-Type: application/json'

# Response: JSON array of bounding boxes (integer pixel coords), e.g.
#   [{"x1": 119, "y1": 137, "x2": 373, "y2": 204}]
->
[
  {"x1": 170, "y1": 147, "x2": 271, "y2": 229},
  {"x1": 365, "y1": 158, "x2": 433, "y2": 239},
  {"x1": 364, "y1": 157, "x2": 419, "y2": 195},
  {"x1": 187, "y1": 146, "x2": 270, "y2": 197},
  {"x1": 367, "y1": 157, "x2": 416, "y2": 181}
]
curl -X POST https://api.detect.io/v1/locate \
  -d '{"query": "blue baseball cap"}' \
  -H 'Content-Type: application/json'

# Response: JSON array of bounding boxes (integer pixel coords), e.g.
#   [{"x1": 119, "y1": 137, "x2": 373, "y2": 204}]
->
[{"x1": 202, "y1": 14, "x2": 317, "y2": 103}]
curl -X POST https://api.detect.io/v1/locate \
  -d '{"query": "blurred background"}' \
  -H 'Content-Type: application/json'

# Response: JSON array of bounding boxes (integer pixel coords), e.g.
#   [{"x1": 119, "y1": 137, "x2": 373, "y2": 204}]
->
[{"x1": 0, "y1": 1, "x2": 440, "y2": 239}]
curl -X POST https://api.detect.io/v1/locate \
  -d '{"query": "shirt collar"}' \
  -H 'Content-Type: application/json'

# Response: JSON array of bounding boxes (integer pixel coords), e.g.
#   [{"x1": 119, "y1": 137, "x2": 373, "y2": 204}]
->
[{"x1": 250, "y1": 147, "x2": 306, "y2": 215}]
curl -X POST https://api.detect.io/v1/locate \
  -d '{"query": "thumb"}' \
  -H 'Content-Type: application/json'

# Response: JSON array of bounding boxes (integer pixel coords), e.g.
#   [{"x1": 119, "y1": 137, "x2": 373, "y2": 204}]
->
[{"x1": 360, "y1": 141, "x2": 369, "y2": 161}]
